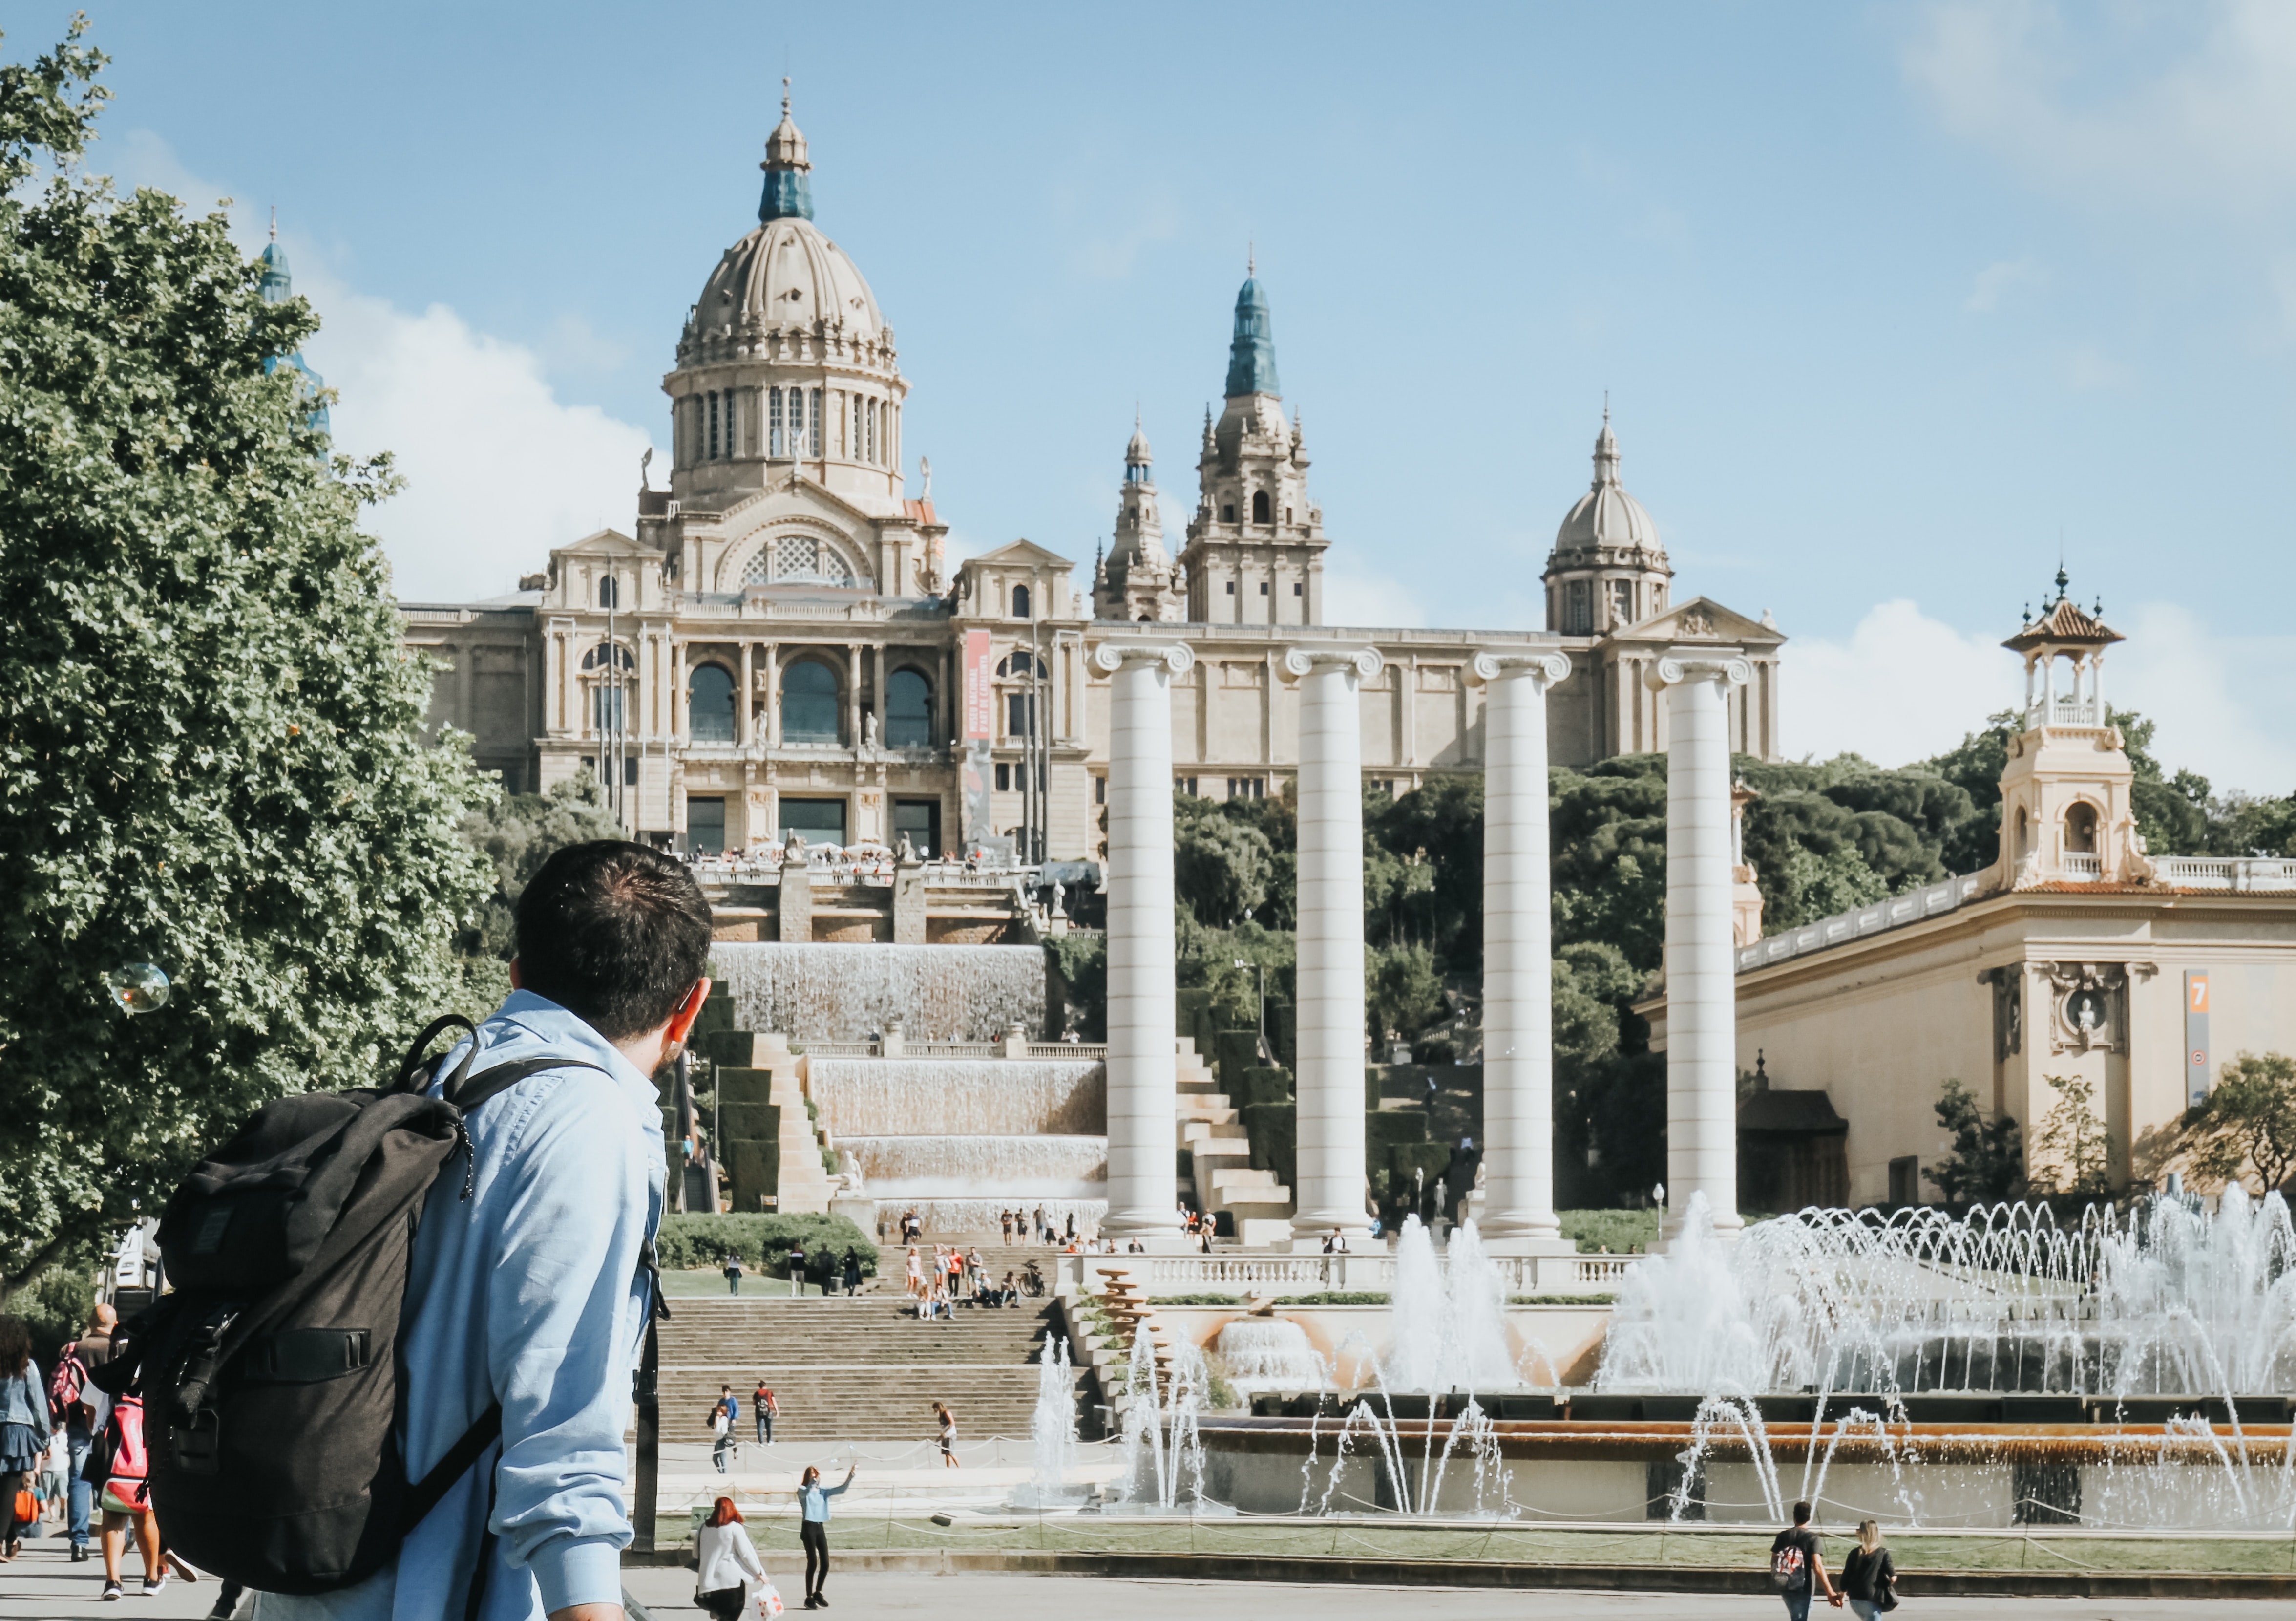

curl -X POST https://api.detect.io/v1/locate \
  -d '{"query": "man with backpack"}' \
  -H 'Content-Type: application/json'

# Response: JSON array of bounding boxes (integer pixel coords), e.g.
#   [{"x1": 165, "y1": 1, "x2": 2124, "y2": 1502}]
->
[
  {"x1": 1769, "y1": 1499, "x2": 1840, "y2": 1619},
  {"x1": 251, "y1": 839, "x2": 711, "y2": 1621},
  {"x1": 52, "y1": 1303, "x2": 116, "y2": 1563}
]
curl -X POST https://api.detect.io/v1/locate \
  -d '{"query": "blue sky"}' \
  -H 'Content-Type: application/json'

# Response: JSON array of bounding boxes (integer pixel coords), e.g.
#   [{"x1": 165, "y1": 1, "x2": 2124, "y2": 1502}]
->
[{"x1": 18, "y1": 2, "x2": 2296, "y2": 789}]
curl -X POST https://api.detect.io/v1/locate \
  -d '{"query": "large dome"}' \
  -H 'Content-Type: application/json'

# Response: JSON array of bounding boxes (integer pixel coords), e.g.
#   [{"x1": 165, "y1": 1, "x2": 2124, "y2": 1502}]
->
[
  {"x1": 1553, "y1": 415, "x2": 1661, "y2": 556},
  {"x1": 695, "y1": 216, "x2": 884, "y2": 341}
]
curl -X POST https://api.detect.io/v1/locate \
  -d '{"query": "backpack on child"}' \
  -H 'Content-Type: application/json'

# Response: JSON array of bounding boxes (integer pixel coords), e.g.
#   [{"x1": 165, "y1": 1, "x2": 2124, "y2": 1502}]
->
[{"x1": 87, "y1": 1015, "x2": 657, "y2": 1595}]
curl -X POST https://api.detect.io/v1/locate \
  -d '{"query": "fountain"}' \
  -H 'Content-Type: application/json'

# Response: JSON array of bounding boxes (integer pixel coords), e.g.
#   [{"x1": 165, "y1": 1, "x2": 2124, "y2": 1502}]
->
[
  {"x1": 1214, "y1": 1319, "x2": 1327, "y2": 1391},
  {"x1": 1384, "y1": 1216, "x2": 1521, "y2": 1393},
  {"x1": 1106, "y1": 1325, "x2": 1234, "y2": 1514},
  {"x1": 1008, "y1": 1337, "x2": 1086, "y2": 1510}
]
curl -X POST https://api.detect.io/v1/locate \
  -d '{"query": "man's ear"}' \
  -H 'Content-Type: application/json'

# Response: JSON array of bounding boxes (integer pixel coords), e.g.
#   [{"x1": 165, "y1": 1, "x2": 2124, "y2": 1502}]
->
[
  {"x1": 664, "y1": 977, "x2": 712, "y2": 1048},
  {"x1": 507, "y1": 958, "x2": 524, "y2": 991}
]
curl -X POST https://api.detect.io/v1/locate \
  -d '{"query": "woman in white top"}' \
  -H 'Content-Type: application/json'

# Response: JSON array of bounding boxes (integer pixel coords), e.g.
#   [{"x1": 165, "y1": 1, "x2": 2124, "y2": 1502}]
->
[
  {"x1": 904, "y1": 1245, "x2": 924, "y2": 1302},
  {"x1": 695, "y1": 1495, "x2": 769, "y2": 1620}
]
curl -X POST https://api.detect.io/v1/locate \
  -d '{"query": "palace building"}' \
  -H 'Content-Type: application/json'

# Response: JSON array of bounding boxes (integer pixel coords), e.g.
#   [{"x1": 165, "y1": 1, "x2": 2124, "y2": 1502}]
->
[{"x1": 400, "y1": 96, "x2": 1787, "y2": 859}]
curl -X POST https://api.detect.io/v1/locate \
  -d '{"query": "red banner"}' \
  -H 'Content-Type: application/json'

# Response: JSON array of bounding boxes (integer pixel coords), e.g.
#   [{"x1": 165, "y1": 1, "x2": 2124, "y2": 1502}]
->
[{"x1": 964, "y1": 629, "x2": 994, "y2": 741}]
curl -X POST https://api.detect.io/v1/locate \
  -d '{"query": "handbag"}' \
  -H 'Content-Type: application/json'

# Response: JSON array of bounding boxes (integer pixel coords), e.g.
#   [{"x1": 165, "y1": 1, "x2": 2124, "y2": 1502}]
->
[{"x1": 1876, "y1": 1558, "x2": 1900, "y2": 1612}]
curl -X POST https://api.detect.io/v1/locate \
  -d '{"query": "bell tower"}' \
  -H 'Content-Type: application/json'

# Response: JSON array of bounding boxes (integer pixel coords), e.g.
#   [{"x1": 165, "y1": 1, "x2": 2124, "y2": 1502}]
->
[
  {"x1": 1094, "y1": 413, "x2": 1184, "y2": 621},
  {"x1": 1179, "y1": 262, "x2": 1327, "y2": 624},
  {"x1": 1995, "y1": 571, "x2": 2143, "y2": 888}
]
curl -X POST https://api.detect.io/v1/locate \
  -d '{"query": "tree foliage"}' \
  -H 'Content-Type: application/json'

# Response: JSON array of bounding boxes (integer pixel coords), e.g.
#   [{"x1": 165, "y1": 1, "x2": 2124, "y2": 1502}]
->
[
  {"x1": 0, "y1": 23, "x2": 494, "y2": 1292},
  {"x1": 2179, "y1": 1052, "x2": 2296, "y2": 1195},
  {"x1": 2029, "y1": 1073, "x2": 2114, "y2": 1197},
  {"x1": 1927, "y1": 1078, "x2": 2023, "y2": 1205}
]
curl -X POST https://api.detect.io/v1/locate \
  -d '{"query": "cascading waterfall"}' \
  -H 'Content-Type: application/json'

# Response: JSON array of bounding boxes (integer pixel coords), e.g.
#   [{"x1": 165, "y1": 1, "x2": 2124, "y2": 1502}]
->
[
  {"x1": 808, "y1": 1060, "x2": 1104, "y2": 1136},
  {"x1": 1215, "y1": 1319, "x2": 1327, "y2": 1389},
  {"x1": 713, "y1": 942, "x2": 1045, "y2": 1041},
  {"x1": 840, "y1": 1135, "x2": 1106, "y2": 1194}
]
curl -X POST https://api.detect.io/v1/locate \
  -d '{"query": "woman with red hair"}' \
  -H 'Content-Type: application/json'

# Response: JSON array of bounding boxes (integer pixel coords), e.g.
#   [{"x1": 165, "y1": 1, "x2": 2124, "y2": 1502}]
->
[{"x1": 695, "y1": 1495, "x2": 770, "y2": 1619}]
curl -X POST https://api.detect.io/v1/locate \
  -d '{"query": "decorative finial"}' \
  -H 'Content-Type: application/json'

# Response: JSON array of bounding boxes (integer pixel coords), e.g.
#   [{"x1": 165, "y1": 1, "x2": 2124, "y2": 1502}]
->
[
  {"x1": 782, "y1": 75, "x2": 792, "y2": 118},
  {"x1": 2094, "y1": 596, "x2": 2104, "y2": 616},
  {"x1": 269, "y1": 205, "x2": 277, "y2": 243},
  {"x1": 2022, "y1": 601, "x2": 2030, "y2": 623},
  {"x1": 1247, "y1": 239, "x2": 1255, "y2": 277},
  {"x1": 1603, "y1": 388, "x2": 1610, "y2": 426},
  {"x1": 920, "y1": 455, "x2": 931, "y2": 497},
  {"x1": 2055, "y1": 563, "x2": 2069, "y2": 601}
]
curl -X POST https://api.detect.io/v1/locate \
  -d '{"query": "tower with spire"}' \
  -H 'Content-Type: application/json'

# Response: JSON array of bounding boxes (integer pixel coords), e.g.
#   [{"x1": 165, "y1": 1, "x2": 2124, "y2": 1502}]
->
[
  {"x1": 1093, "y1": 412, "x2": 1184, "y2": 621},
  {"x1": 257, "y1": 211, "x2": 330, "y2": 436},
  {"x1": 1179, "y1": 259, "x2": 1327, "y2": 624}
]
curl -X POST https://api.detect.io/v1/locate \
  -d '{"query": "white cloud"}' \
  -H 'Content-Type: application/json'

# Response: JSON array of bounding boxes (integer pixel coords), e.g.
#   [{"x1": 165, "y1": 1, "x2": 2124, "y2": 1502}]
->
[
  {"x1": 1789, "y1": 597, "x2": 2296, "y2": 794},
  {"x1": 2112, "y1": 603, "x2": 2296, "y2": 793},
  {"x1": 1965, "y1": 256, "x2": 2045, "y2": 312},
  {"x1": 1321, "y1": 565, "x2": 1429, "y2": 630},
  {"x1": 1787, "y1": 599, "x2": 2018, "y2": 767},
  {"x1": 2061, "y1": 340, "x2": 2132, "y2": 391},
  {"x1": 1903, "y1": 1, "x2": 2296, "y2": 214},
  {"x1": 102, "y1": 130, "x2": 659, "y2": 604},
  {"x1": 299, "y1": 268, "x2": 659, "y2": 602}
]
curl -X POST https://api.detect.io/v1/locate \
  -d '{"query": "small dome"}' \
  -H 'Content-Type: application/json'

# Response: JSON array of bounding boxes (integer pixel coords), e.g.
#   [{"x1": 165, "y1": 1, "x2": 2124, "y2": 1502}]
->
[
  {"x1": 697, "y1": 215, "x2": 884, "y2": 339},
  {"x1": 1125, "y1": 412, "x2": 1152, "y2": 466},
  {"x1": 1553, "y1": 413, "x2": 1661, "y2": 556}
]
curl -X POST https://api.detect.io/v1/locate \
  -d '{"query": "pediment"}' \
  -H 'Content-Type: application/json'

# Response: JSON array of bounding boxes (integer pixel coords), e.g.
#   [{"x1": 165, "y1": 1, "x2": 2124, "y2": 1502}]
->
[
  {"x1": 555, "y1": 526, "x2": 645, "y2": 557},
  {"x1": 719, "y1": 475, "x2": 878, "y2": 539},
  {"x1": 1615, "y1": 596, "x2": 1784, "y2": 647},
  {"x1": 965, "y1": 538, "x2": 1076, "y2": 572}
]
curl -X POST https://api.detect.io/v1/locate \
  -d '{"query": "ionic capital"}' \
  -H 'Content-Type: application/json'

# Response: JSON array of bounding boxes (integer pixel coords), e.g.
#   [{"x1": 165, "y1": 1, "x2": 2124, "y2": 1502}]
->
[
  {"x1": 1469, "y1": 650, "x2": 1572, "y2": 689},
  {"x1": 1645, "y1": 654, "x2": 1752, "y2": 692},
  {"x1": 1279, "y1": 644, "x2": 1384, "y2": 684},
  {"x1": 1091, "y1": 640, "x2": 1195, "y2": 677}
]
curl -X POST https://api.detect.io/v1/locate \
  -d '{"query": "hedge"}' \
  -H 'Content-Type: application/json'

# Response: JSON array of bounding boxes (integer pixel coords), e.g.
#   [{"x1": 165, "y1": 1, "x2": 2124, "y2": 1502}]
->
[{"x1": 656, "y1": 1213, "x2": 878, "y2": 1274}]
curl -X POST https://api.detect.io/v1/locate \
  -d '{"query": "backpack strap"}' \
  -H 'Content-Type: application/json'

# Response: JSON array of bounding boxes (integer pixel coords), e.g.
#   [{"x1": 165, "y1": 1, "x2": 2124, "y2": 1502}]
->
[
  {"x1": 446, "y1": 1056, "x2": 611, "y2": 1114},
  {"x1": 393, "y1": 1016, "x2": 480, "y2": 1092},
  {"x1": 398, "y1": 1400, "x2": 502, "y2": 1536}
]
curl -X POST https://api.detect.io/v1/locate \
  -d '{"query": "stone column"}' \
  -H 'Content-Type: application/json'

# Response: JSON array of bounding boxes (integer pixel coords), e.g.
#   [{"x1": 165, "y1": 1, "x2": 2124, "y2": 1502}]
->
[
  {"x1": 846, "y1": 645, "x2": 863, "y2": 748},
  {"x1": 1646, "y1": 655, "x2": 1752, "y2": 1243},
  {"x1": 738, "y1": 642, "x2": 755, "y2": 747},
  {"x1": 1092, "y1": 640, "x2": 1194, "y2": 1241},
  {"x1": 1469, "y1": 650, "x2": 1572, "y2": 1243},
  {"x1": 1283, "y1": 645, "x2": 1384, "y2": 1244}
]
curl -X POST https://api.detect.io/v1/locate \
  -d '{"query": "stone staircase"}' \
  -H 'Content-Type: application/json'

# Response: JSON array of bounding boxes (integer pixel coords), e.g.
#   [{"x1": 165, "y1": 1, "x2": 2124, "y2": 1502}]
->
[
  {"x1": 655, "y1": 1294, "x2": 1085, "y2": 1445},
  {"x1": 1176, "y1": 1036, "x2": 1293, "y2": 1244}
]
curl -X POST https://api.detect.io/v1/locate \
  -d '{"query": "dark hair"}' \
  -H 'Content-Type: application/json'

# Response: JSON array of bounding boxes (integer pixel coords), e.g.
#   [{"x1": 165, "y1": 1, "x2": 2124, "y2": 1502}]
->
[
  {"x1": 513, "y1": 841, "x2": 712, "y2": 1039},
  {"x1": 1792, "y1": 1501, "x2": 1812, "y2": 1525},
  {"x1": 0, "y1": 1315, "x2": 27, "y2": 1378}
]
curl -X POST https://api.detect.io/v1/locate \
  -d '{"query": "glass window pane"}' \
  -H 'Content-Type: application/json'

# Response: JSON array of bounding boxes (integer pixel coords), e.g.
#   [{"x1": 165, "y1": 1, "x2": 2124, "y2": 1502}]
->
[
  {"x1": 886, "y1": 668, "x2": 932, "y2": 747},
  {"x1": 781, "y1": 658, "x2": 841, "y2": 743},
  {"x1": 687, "y1": 664, "x2": 736, "y2": 741}
]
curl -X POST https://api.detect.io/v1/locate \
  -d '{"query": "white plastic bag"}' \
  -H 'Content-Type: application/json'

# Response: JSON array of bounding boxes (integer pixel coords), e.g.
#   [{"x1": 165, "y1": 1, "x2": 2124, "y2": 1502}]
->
[{"x1": 758, "y1": 1579, "x2": 786, "y2": 1618}]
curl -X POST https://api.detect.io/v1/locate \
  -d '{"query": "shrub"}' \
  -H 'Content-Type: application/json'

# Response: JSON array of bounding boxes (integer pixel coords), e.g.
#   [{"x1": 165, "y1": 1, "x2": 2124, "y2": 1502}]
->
[{"x1": 655, "y1": 1213, "x2": 877, "y2": 1275}]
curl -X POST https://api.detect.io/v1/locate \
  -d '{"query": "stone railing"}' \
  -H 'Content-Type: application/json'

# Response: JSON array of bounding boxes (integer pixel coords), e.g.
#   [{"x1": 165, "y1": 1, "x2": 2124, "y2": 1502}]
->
[
  {"x1": 2062, "y1": 853, "x2": 2104, "y2": 880},
  {"x1": 1738, "y1": 873, "x2": 1987, "y2": 973},
  {"x1": 1084, "y1": 1249, "x2": 1630, "y2": 1298},
  {"x1": 2154, "y1": 856, "x2": 2296, "y2": 892},
  {"x1": 2024, "y1": 697, "x2": 2102, "y2": 730}
]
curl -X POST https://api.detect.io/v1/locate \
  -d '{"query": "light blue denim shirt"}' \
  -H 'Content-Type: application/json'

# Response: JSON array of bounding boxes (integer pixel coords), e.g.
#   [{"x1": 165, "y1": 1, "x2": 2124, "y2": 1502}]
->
[{"x1": 255, "y1": 991, "x2": 663, "y2": 1621}]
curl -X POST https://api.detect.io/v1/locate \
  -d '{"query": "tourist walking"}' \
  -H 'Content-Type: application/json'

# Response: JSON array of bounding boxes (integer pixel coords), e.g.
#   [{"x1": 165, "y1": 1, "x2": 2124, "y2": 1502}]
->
[
  {"x1": 710, "y1": 1386, "x2": 738, "y2": 1473},
  {"x1": 905, "y1": 1244, "x2": 924, "y2": 1303},
  {"x1": 933, "y1": 1401, "x2": 959, "y2": 1468},
  {"x1": 0, "y1": 1315, "x2": 44, "y2": 1562},
  {"x1": 93, "y1": 1389, "x2": 163, "y2": 1598},
  {"x1": 968, "y1": 1246, "x2": 987, "y2": 1299},
  {"x1": 695, "y1": 1495, "x2": 770, "y2": 1620},
  {"x1": 753, "y1": 1380, "x2": 777, "y2": 1445},
  {"x1": 1032, "y1": 1204, "x2": 1047, "y2": 1244},
  {"x1": 56, "y1": 1302, "x2": 116, "y2": 1563},
  {"x1": 1768, "y1": 1500, "x2": 1838, "y2": 1621},
  {"x1": 1839, "y1": 1520, "x2": 1897, "y2": 1619},
  {"x1": 1000, "y1": 1210, "x2": 1015, "y2": 1244},
  {"x1": 724, "y1": 1249, "x2": 745, "y2": 1295},
  {"x1": 842, "y1": 1250, "x2": 864, "y2": 1295},
  {"x1": 798, "y1": 1461, "x2": 856, "y2": 1607}
]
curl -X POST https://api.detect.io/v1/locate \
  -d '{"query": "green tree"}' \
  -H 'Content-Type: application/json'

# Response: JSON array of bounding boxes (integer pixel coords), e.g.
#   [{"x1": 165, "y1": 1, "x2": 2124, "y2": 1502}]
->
[
  {"x1": 2180, "y1": 1052, "x2": 2296, "y2": 1195},
  {"x1": 459, "y1": 775, "x2": 635, "y2": 958},
  {"x1": 2111, "y1": 707, "x2": 2214, "y2": 857},
  {"x1": 1173, "y1": 806, "x2": 1274, "y2": 928},
  {"x1": 1777, "y1": 845, "x2": 1890, "y2": 928},
  {"x1": 1927, "y1": 1078, "x2": 2023, "y2": 1205},
  {"x1": 1365, "y1": 940, "x2": 1444, "y2": 1045},
  {"x1": 1920, "y1": 711, "x2": 2019, "y2": 872},
  {"x1": 2029, "y1": 1073, "x2": 2113, "y2": 1198},
  {"x1": 0, "y1": 25, "x2": 493, "y2": 1295}
]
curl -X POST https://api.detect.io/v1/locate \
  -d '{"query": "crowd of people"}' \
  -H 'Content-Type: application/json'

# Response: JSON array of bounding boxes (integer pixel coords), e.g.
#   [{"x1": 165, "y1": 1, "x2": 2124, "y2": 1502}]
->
[
  {"x1": 901, "y1": 1245, "x2": 1036, "y2": 1315},
  {"x1": 0, "y1": 1304, "x2": 237, "y2": 1614}
]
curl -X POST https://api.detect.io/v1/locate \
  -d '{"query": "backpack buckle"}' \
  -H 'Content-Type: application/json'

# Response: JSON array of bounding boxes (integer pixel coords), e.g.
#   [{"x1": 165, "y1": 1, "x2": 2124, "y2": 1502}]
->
[{"x1": 173, "y1": 1407, "x2": 222, "y2": 1477}]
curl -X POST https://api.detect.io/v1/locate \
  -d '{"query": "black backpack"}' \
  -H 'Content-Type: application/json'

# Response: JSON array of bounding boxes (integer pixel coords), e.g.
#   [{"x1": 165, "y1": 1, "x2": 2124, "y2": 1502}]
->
[{"x1": 91, "y1": 1015, "x2": 651, "y2": 1595}]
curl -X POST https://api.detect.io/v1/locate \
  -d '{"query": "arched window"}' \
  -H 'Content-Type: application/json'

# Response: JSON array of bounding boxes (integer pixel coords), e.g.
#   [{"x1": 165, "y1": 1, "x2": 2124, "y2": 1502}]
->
[
  {"x1": 707, "y1": 392, "x2": 721, "y2": 460},
  {"x1": 781, "y1": 659, "x2": 841, "y2": 744},
  {"x1": 2015, "y1": 806, "x2": 2032, "y2": 860},
  {"x1": 886, "y1": 668, "x2": 932, "y2": 747},
  {"x1": 2064, "y1": 802, "x2": 2099, "y2": 854},
  {"x1": 1251, "y1": 490, "x2": 1270, "y2": 524},
  {"x1": 997, "y1": 652, "x2": 1048, "y2": 679},
  {"x1": 688, "y1": 663, "x2": 736, "y2": 742},
  {"x1": 1011, "y1": 584, "x2": 1031, "y2": 619},
  {"x1": 769, "y1": 386, "x2": 785, "y2": 456},
  {"x1": 598, "y1": 575, "x2": 619, "y2": 609},
  {"x1": 1221, "y1": 502, "x2": 1236, "y2": 522}
]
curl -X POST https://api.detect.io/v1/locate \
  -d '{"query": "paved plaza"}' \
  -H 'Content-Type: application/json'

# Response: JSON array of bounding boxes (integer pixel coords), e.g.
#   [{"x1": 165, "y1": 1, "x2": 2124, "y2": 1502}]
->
[{"x1": 0, "y1": 1545, "x2": 2281, "y2": 1621}]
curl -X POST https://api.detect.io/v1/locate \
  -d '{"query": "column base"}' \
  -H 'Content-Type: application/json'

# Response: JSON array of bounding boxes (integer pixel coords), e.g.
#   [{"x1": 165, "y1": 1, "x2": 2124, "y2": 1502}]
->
[{"x1": 1290, "y1": 1213, "x2": 1373, "y2": 1248}]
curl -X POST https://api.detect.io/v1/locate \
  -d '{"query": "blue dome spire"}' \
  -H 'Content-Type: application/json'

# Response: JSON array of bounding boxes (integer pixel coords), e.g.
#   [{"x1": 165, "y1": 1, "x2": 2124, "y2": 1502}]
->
[
  {"x1": 758, "y1": 78, "x2": 815, "y2": 224},
  {"x1": 1222, "y1": 251, "x2": 1280, "y2": 399},
  {"x1": 257, "y1": 211, "x2": 330, "y2": 436}
]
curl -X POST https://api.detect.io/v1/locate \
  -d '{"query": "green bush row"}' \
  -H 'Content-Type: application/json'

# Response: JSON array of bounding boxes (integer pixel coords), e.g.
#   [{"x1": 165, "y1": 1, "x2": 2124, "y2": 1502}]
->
[{"x1": 656, "y1": 1213, "x2": 878, "y2": 1274}]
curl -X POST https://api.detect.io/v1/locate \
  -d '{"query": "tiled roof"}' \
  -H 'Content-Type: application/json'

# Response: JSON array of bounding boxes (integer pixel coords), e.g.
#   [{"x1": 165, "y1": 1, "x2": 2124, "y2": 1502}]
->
[{"x1": 2002, "y1": 597, "x2": 2122, "y2": 652}]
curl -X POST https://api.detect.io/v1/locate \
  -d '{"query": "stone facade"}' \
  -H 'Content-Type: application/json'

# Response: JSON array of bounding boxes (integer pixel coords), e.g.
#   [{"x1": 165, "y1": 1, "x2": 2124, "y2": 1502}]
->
[
  {"x1": 400, "y1": 100, "x2": 1787, "y2": 857},
  {"x1": 1642, "y1": 594, "x2": 2296, "y2": 1203}
]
